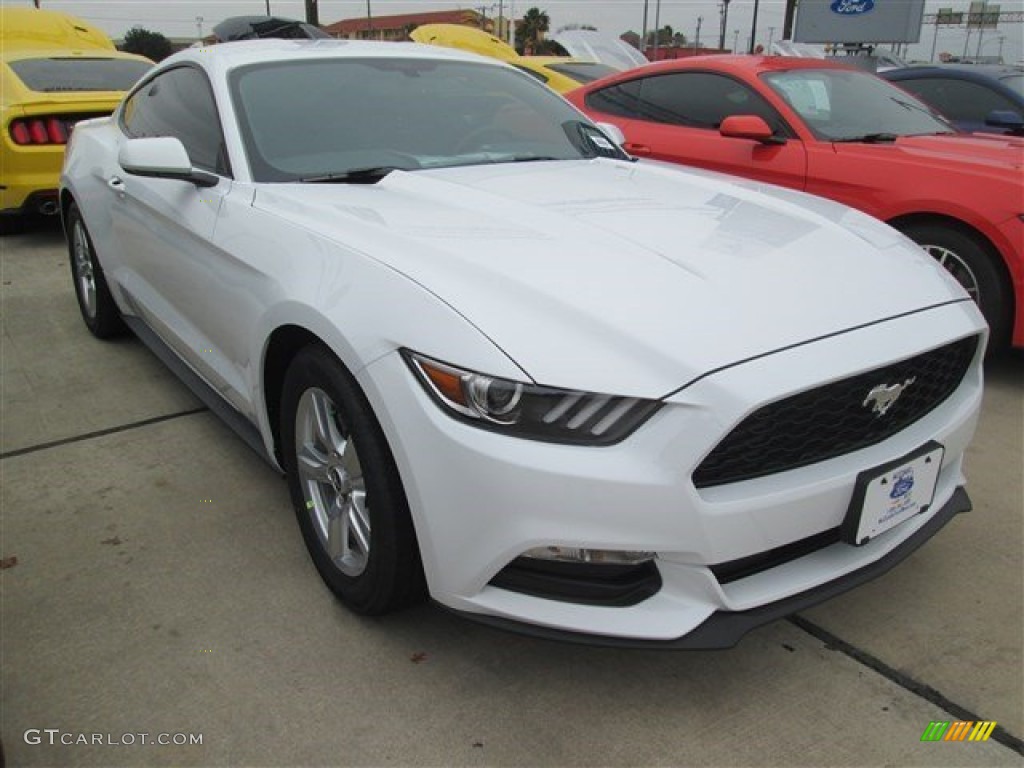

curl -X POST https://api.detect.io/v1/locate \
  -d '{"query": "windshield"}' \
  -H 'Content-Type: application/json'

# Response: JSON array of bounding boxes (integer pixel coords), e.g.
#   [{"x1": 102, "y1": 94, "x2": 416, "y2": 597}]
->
[
  {"x1": 231, "y1": 57, "x2": 625, "y2": 182},
  {"x1": 1000, "y1": 73, "x2": 1023, "y2": 97},
  {"x1": 8, "y1": 57, "x2": 151, "y2": 92},
  {"x1": 762, "y1": 68, "x2": 954, "y2": 141}
]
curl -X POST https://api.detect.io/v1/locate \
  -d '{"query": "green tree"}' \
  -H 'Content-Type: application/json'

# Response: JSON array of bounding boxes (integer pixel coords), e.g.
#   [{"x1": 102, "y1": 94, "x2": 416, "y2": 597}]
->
[
  {"x1": 515, "y1": 7, "x2": 550, "y2": 54},
  {"x1": 644, "y1": 25, "x2": 679, "y2": 49},
  {"x1": 121, "y1": 26, "x2": 172, "y2": 62}
]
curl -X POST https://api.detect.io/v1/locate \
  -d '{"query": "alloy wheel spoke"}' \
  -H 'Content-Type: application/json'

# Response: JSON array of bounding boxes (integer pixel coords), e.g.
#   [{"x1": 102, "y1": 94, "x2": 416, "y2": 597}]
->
[
  {"x1": 347, "y1": 491, "x2": 371, "y2": 556},
  {"x1": 297, "y1": 443, "x2": 331, "y2": 484},
  {"x1": 310, "y1": 390, "x2": 344, "y2": 453},
  {"x1": 326, "y1": 497, "x2": 345, "y2": 560}
]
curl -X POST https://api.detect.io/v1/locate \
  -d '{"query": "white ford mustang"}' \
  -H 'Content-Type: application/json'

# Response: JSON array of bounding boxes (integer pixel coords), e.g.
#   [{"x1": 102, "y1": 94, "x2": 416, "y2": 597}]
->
[{"x1": 61, "y1": 40, "x2": 986, "y2": 647}]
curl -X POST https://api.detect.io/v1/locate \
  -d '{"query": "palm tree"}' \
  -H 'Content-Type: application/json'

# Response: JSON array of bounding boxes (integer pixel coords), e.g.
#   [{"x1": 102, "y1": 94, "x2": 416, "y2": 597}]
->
[{"x1": 515, "y1": 7, "x2": 550, "y2": 54}]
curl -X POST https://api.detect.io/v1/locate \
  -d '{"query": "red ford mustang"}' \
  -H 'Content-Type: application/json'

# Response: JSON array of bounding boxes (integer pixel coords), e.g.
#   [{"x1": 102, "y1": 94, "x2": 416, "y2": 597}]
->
[{"x1": 567, "y1": 56, "x2": 1024, "y2": 351}]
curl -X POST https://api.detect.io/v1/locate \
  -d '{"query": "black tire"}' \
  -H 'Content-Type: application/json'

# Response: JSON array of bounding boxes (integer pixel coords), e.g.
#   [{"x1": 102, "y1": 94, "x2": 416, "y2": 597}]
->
[
  {"x1": 0, "y1": 214, "x2": 25, "y2": 237},
  {"x1": 66, "y1": 202, "x2": 126, "y2": 339},
  {"x1": 280, "y1": 345, "x2": 426, "y2": 615},
  {"x1": 900, "y1": 222, "x2": 1011, "y2": 351}
]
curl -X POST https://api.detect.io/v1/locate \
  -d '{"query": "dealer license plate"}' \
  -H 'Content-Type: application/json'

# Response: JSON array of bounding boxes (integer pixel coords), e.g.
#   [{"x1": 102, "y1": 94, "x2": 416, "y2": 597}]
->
[{"x1": 842, "y1": 442, "x2": 944, "y2": 546}]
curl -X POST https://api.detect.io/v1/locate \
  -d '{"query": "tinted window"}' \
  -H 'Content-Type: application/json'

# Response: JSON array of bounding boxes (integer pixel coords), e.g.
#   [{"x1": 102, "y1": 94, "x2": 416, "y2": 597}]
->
[
  {"x1": 588, "y1": 72, "x2": 785, "y2": 132},
  {"x1": 895, "y1": 77, "x2": 1018, "y2": 120},
  {"x1": 9, "y1": 57, "x2": 151, "y2": 92},
  {"x1": 1000, "y1": 74, "x2": 1023, "y2": 96},
  {"x1": 545, "y1": 62, "x2": 618, "y2": 84},
  {"x1": 122, "y1": 66, "x2": 229, "y2": 175},
  {"x1": 585, "y1": 78, "x2": 644, "y2": 119},
  {"x1": 763, "y1": 68, "x2": 953, "y2": 140},
  {"x1": 230, "y1": 58, "x2": 626, "y2": 182},
  {"x1": 512, "y1": 64, "x2": 549, "y2": 83}
]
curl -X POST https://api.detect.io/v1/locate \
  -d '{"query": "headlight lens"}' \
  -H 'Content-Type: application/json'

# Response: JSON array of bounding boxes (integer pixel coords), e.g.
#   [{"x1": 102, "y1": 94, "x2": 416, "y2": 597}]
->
[{"x1": 403, "y1": 351, "x2": 661, "y2": 445}]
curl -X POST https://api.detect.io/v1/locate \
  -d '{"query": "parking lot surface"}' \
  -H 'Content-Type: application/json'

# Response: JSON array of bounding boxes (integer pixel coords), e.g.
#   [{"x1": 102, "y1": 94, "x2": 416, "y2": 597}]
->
[{"x1": 2, "y1": 219, "x2": 1022, "y2": 766}]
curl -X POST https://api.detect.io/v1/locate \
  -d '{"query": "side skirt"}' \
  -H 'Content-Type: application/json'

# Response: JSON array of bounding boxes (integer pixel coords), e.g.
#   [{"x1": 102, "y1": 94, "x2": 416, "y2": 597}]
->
[{"x1": 122, "y1": 315, "x2": 278, "y2": 470}]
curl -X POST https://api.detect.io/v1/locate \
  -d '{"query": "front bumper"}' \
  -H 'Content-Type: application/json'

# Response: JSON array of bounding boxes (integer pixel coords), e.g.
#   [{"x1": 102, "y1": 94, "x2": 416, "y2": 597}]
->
[
  {"x1": 358, "y1": 301, "x2": 985, "y2": 644},
  {"x1": 444, "y1": 487, "x2": 971, "y2": 649}
]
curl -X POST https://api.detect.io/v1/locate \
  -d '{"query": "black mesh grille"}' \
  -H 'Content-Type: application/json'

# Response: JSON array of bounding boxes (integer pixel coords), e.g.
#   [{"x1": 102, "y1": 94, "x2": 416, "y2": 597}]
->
[{"x1": 693, "y1": 335, "x2": 978, "y2": 488}]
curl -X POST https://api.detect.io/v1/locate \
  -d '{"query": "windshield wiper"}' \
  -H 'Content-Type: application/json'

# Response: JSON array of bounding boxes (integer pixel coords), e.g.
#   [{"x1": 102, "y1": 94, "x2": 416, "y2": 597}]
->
[
  {"x1": 833, "y1": 133, "x2": 899, "y2": 144},
  {"x1": 296, "y1": 166, "x2": 405, "y2": 184},
  {"x1": 497, "y1": 154, "x2": 562, "y2": 164}
]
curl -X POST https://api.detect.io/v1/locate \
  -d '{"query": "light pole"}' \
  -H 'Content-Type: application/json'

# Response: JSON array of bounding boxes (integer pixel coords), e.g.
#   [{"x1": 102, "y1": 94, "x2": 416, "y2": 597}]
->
[
  {"x1": 694, "y1": 16, "x2": 702, "y2": 54},
  {"x1": 652, "y1": 0, "x2": 662, "y2": 58},
  {"x1": 748, "y1": 0, "x2": 760, "y2": 53},
  {"x1": 642, "y1": 0, "x2": 649, "y2": 54},
  {"x1": 196, "y1": 15, "x2": 204, "y2": 40},
  {"x1": 974, "y1": 0, "x2": 987, "y2": 60},
  {"x1": 265, "y1": 1, "x2": 270, "y2": 14},
  {"x1": 718, "y1": 0, "x2": 731, "y2": 51},
  {"x1": 366, "y1": 0, "x2": 373, "y2": 36},
  {"x1": 733, "y1": 28, "x2": 740, "y2": 53}
]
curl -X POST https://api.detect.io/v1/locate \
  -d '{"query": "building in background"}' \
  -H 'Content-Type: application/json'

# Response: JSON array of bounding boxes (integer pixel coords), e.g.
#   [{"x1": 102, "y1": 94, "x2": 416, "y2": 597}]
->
[{"x1": 324, "y1": 9, "x2": 495, "y2": 42}]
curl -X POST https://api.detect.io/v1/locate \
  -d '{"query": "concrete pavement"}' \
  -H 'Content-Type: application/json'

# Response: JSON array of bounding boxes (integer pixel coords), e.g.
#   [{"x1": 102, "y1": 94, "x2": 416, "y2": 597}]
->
[{"x1": 2, "y1": 220, "x2": 1021, "y2": 766}]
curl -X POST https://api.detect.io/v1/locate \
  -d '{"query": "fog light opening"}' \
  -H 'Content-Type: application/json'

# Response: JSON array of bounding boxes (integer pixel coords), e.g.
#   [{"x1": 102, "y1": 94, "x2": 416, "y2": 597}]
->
[{"x1": 522, "y1": 546, "x2": 656, "y2": 565}]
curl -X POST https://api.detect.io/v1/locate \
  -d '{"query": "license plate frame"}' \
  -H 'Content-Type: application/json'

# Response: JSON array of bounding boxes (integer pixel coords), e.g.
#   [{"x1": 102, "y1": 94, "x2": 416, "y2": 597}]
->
[{"x1": 841, "y1": 441, "x2": 945, "y2": 547}]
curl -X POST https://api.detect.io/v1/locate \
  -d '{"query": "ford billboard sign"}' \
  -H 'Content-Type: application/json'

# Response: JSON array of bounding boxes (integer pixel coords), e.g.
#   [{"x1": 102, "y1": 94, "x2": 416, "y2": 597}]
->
[
  {"x1": 830, "y1": 0, "x2": 875, "y2": 15},
  {"x1": 795, "y1": 0, "x2": 924, "y2": 42}
]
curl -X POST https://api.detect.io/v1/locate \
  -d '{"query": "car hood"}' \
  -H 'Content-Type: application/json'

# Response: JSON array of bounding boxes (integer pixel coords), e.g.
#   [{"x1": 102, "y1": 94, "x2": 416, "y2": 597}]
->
[
  {"x1": 253, "y1": 159, "x2": 969, "y2": 397},
  {"x1": 835, "y1": 133, "x2": 1024, "y2": 172}
]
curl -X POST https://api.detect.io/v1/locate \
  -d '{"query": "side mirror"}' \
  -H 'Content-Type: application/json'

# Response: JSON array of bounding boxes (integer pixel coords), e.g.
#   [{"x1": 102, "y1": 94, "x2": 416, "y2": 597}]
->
[
  {"x1": 595, "y1": 121, "x2": 626, "y2": 146},
  {"x1": 118, "y1": 137, "x2": 219, "y2": 187},
  {"x1": 719, "y1": 115, "x2": 786, "y2": 145},
  {"x1": 984, "y1": 109, "x2": 1024, "y2": 132}
]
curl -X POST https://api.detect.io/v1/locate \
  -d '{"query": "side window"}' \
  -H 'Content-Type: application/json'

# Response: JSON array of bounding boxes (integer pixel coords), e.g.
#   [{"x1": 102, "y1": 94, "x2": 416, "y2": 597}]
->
[
  {"x1": 122, "y1": 66, "x2": 230, "y2": 176},
  {"x1": 588, "y1": 72, "x2": 785, "y2": 133},
  {"x1": 896, "y1": 77, "x2": 1017, "y2": 121},
  {"x1": 635, "y1": 72, "x2": 784, "y2": 130},
  {"x1": 585, "y1": 79, "x2": 644, "y2": 119}
]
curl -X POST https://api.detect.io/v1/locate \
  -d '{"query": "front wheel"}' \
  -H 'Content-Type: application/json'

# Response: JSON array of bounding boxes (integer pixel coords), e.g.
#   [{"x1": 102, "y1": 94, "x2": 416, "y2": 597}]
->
[
  {"x1": 280, "y1": 345, "x2": 425, "y2": 615},
  {"x1": 900, "y1": 222, "x2": 1010, "y2": 351}
]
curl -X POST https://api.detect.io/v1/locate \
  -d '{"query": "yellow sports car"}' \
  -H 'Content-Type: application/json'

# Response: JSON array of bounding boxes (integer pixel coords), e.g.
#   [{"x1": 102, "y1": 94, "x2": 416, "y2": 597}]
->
[
  {"x1": 409, "y1": 24, "x2": 616, "y2": 94},
  {"x1": 1, "y1": 9, "x2": 151, "y2": 233}
]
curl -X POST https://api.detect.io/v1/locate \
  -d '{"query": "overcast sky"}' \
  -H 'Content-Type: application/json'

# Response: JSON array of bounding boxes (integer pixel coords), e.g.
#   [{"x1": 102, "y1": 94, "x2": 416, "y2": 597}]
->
[{"x1": 19, "y1": 0, "x2": 1023, "y2": 64}]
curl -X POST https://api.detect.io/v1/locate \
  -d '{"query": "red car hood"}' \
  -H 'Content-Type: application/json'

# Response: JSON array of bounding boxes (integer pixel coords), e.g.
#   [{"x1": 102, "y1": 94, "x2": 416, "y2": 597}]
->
[{"x1": 842, "y1": 133, "x2": 1024, "y2": 172}]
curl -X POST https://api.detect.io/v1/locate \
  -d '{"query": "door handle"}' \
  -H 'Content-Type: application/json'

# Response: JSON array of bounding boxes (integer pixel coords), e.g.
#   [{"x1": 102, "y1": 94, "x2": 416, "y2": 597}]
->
[
  {"x1": 624, "y1": 142, "x2": 651, "y2": 156},
  {"x1": 107, "y1": 175, "x2": 125, "y2": 196}
]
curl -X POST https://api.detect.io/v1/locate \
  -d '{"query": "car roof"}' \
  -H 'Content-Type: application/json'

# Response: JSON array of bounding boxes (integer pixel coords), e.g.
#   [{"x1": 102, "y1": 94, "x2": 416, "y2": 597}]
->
[
  {"x1": 1, "y1": 8, "x2": 115, "y2": 51},
  {"x1": 166, "y1": 38, "x2": 503, "y2": 73},
  {"x1": 585, "y1": 54, "x2": 859, "y2": 84},
  {"x1": 408, "y1": 23, "x2": 518, "y2": 62},
  {"x1": 884, "y1": 64, "x2": 1023, "y2": 80}
]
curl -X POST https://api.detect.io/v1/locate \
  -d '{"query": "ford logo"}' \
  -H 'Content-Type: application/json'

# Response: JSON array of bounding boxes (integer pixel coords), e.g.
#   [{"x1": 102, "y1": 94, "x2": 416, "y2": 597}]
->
[{"x1": 831, "y1": 0, "x2": 875, "y2": 15}]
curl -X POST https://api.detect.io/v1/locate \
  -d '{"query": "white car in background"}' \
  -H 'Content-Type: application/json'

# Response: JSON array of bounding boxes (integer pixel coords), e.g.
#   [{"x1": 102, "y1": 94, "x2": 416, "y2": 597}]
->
[
  {"x1": 551, "y1": 29, "x2": 649, "y2": 71},
  {"x1": 60, "y1": 40, "x2": 985, "y2": 647}
]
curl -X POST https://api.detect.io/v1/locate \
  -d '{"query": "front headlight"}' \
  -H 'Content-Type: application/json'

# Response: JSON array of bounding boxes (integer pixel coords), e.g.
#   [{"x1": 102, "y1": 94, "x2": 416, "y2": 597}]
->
[{"x1": 403, "y1": 350, "x2": 661, "y2": 445}]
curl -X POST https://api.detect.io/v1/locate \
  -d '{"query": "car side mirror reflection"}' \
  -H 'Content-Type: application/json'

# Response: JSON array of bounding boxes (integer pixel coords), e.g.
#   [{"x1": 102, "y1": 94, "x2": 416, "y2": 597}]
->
[
  {"x1": 719, "y1": 115, "x2": 786, "y2": 145},
  {"x1": 118, "y1": 137, "x2": 219, "y2": 188},
  {"x1": 984, "y1": 109, "x2": 1024, "y2": 133}
]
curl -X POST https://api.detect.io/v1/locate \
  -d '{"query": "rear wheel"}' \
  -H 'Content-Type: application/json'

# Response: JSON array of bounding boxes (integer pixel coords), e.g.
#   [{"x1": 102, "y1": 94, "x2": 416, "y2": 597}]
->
[
  {"x1": 281, "y1": 345, "x2": 425, "y2": 615},
  {"x1": 900, "y1": 222, "x2": 1011, "y2": 351},
  {"x1": 66, "y1": 202, "x2": 126, "y2": 339}
]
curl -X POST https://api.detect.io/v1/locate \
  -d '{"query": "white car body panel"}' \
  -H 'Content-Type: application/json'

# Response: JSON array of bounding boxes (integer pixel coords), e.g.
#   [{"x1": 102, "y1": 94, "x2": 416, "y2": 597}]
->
[{"x1": 59, "y1": 40, "x2": 987, "y2": 646}]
